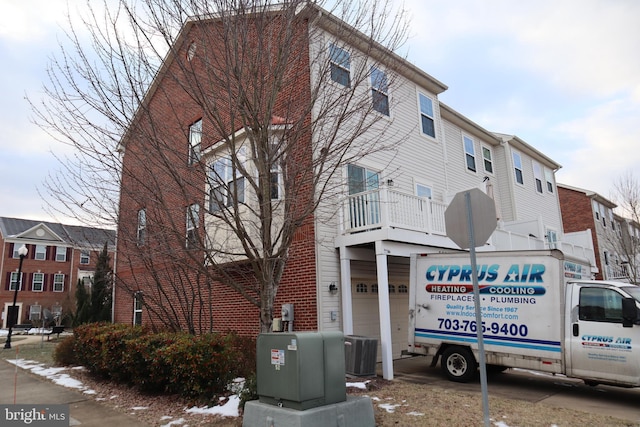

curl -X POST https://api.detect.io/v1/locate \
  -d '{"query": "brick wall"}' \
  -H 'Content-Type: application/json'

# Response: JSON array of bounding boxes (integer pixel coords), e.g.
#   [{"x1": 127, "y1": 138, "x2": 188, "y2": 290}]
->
[
  {"x1": 114, "y1": 14, "x2": 318, "y2": 336},
  {"x1": 558, "y1": 186, "x2": 603, "y2": 279}
]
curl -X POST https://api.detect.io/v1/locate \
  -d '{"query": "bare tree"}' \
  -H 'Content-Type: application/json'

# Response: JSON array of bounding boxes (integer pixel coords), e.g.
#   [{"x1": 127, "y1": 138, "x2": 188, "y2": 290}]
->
[
  {"x1": 30, "y1": 0, "x2": 412, "y2": 333},
  {"x1": 606, "y1": 171, "x2": 640, "y2": 284}
]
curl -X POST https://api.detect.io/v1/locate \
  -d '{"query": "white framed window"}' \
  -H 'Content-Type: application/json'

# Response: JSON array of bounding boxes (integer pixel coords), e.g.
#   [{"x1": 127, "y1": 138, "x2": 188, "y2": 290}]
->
[
  {"x1": 29, "y1": 305, "x2": 41, "y2": 322},
  {"x1": 12, "y1": 245, "x2": 26, "y2": 258},
  {"x1": 355, "y1": 283, "x2": 367, "y2": 293},
  {"x1": 512, "y1": 150, "x2": 524, "y2": 185},
  {"x1": 188, "y1": 119, "x2": 202, "y2": 165},
  {"x1": 370, "y1": 67, "x2": 389, "y2": 116},
  {"x1": 416, "y1": 183, "x2": 433, "y2": 200},
  {"x1": 418, "y1": 93, "x2": 436, "y2": 138},
  {"x1": 329, "y1": 43, "x2": 350, "y2": 87},
  {"x1": 546, "y1": 229, "x2": 559, "y2": 250},
  {"x1": 137, "y1": 208, "x2": 147, "y2": 246},
  {"x1": 482, "y1": 146, "x2": 494, "y2": 174},
  {"x1": 208, "y1": 153, "x2": 246, "y2": 212},
  {"x1": 55, "y1": 246, "x2": 67, "y2": 262},
  {"x1": 35, "y1": 245, "x2": 46, "y2": 260},
  {"x1": 80, "y1": 250, "x2": 90, "y2": 264},
  {"x1": 53, "y1": 274, "x2": 65, "y2": 292},
  {"x1": 544, "y1": 168, "x2": 554, "y2": 193},
  {"x1": 593, "y1": 200, "x2": 601, "y2": 221},
  {"x1": 533, "y1": 161, "x2": 543, "y2": 194},
  {"x1": 270, "y1": 144, "x2": 283, "y2": 200},
  {"x1": 463, "y1": 135, "x2": 476, "y2": 172},
  {"x1": 32, "y1": 273, "x2": 44, "y2": 292},
  {"x1": 186, "y1": 203, "x2": 200, "y2": 249},
  {"x1": 134, "y1": 292, "x2": 143, "y2": 325},
  {"x1": 9, "y1": 272, "x2": 23, "y2": 291}
]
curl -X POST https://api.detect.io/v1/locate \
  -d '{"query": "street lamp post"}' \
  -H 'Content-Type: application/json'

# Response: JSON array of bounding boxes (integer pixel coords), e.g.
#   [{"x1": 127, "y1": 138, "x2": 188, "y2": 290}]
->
[{"x1": 4, "y1": 244, "x2": 28, "y2": 349}]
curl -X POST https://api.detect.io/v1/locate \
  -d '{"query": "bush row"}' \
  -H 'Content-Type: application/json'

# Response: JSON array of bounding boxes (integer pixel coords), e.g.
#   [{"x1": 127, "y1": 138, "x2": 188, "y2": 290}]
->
[{"x1": 54, "y1": 322, "x2": 256, "y2": 401}]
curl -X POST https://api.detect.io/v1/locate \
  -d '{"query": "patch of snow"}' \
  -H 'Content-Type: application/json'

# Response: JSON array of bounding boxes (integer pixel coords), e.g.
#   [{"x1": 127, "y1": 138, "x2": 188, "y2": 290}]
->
[
  {"x1": 407, "y1": 411, "x2": 424, "y2": 416},
  {"x1": 346, "y1": 380, "x2": 369, "y2": 390},
  {"x1": 378, "y1": 403, "x2": 400, "y2": 413},
  {"x1": 186, "y1": 395, "x2": 241, "y2": 418},
  {"x1": 131, "y1": 406, "x2": 149, "y2": 411},
  {"x1": 160, "y1": 417, "x2": 186, "y2": 427}
]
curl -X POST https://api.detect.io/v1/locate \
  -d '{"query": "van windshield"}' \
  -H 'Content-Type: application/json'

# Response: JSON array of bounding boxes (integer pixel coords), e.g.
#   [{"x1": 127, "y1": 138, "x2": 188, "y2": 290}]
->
[{"x1": 622, "y1": 286, "x2": 640, "y2": 303}]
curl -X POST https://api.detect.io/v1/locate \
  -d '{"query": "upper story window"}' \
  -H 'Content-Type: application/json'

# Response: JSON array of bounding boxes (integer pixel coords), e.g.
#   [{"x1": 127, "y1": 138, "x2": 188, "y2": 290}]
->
[
  {"x1": 32, "y1": 273, "x2": 44, "y2": 292},
  {"x1": 208, "y1": 153, "x2": 246, "y2": 213},
  {"x1": 416, "y1": 183, "x2": 432, "y2": 199},
  {"x1": 80, "y1": 250, "x2": 90, "y2": 264},
  {"x1": 544, "y1": 168, "x2": 554, "y2": 193},
  {"x1": 9, "y1": 272, "x2": 23, "y2": 291},
  {"x1": 482, "y1": 146, "x2": 493, "y2": 174},
  {"x1": 418, "y1": 93, "x2": 436, "y2": 138},
  {"x1": 512, "y1": 150, "x2": 524, "y2": 185},
  {"x1": 13, "y1": 245, "x2": 27, "y2": 259},
  {"x1": 137, "y1": 208, "x2": 147, "y2": 246},
  {"x1": 593, "y1": 200, "x2": 601, "y2": 221},
  {"x1": 533, "y1": 161, "x2": 543, "y2": 194},
  {"x1": 186, "y1": 203, "x2": 200, "y2": 249},
  {"x1": 53, "y1": 273, "x2": 65, "y2": 292},
  {"x1": 188, "y1": 119, "x2": 202, "y2": 165},
  {"x1": 370, "y1": 67, "x2": 389, "y2": 116},
  {"x1": 270, "y1": 143, "x2": 283, "y2": 200},
  {"x1": 329, "y1": 43, "x2": 351, "y2": 87},
  {"x1": 35, "y1": 245, "x2": 46, "y2": 260},
  {"x1": 56, "y1": 246, "x2": 67, "y2": 262},
  {"x1": 463, "y1": 136, "x2": 476, "y2": 172}
]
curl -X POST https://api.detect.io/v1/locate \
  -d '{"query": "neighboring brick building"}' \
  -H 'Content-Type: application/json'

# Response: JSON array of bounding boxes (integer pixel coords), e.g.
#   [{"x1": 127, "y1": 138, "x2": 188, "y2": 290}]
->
[
  {"x1": 0, "y1": 217, "x2": 115, "y2": 328},
  {"x1": 558, "y1": 183, "x2": 624, "y2": 280}
]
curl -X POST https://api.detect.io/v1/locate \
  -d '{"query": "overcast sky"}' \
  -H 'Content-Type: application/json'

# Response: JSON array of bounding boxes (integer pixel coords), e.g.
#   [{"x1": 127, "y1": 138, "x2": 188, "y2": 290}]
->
[{"x1": 0, "y1": 0, "x2": 638, "y2": 224}]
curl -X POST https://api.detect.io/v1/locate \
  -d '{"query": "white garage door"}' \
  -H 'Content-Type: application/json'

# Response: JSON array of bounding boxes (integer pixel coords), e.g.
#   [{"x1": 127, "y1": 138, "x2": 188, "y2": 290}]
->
[{"x1": 351, "y1": 281, "x2": 409, "y2": 361}]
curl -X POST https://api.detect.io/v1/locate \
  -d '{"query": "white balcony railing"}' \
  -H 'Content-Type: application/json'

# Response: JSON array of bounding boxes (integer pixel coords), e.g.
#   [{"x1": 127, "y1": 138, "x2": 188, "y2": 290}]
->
[{"x1": 341, "y1": 188, "x2": 447, "y2": 235}]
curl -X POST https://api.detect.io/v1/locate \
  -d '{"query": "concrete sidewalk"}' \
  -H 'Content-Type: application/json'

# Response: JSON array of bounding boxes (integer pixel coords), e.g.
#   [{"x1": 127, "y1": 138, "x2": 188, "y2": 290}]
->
[{"x1": 0, "y1": 337, "x2": 150, "y2": 427}]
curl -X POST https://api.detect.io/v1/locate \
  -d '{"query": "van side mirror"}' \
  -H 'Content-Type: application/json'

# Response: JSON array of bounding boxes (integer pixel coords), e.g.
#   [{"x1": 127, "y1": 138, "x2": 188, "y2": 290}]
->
[{"x1": 622, "y1": 298, "x2": 638, "y2": 328}]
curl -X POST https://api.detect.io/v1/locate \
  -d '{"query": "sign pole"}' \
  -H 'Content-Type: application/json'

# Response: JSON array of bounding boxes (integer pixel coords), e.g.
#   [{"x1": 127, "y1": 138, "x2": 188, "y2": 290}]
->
[{"x1": 465, "y1": 191, "x2": 490, "y2": 427}]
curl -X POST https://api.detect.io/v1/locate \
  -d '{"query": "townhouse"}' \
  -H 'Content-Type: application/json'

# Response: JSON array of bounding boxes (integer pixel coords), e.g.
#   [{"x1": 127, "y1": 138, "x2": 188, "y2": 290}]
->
[
  {"x1": 0, "y1": 217, "x2": 115, "y2": 329},
  {"x1": 113, "y1": 3, "x2": 596, "y2": 379},
  {"x1": 558, "y1": 183, "x2": 638, "y2": 282}
]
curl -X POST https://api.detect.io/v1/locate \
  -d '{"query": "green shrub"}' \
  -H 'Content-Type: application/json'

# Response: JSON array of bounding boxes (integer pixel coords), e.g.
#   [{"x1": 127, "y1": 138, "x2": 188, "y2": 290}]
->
[
  {"x1": 65, "y1": 324, "x2": 257, "y2": 403},
  {"x1": 53, "y1": 335, "x2": 77, "y2": 366}
]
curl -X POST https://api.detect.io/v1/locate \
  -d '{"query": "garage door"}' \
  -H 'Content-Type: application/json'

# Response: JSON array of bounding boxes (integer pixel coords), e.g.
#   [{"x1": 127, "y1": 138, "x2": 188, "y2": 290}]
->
[{"x1": 351, "y1": 281, "x2": 409, "y2": 361}]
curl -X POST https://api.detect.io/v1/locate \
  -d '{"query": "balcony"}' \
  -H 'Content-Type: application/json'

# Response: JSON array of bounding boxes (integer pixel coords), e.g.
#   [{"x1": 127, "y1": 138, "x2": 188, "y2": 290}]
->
[
  {"x1": 338, "y1": 188, "x2": 597, "y2": 270},
  {"x1": 340, "y1": 188, "x2": 447, "y2": 236}
]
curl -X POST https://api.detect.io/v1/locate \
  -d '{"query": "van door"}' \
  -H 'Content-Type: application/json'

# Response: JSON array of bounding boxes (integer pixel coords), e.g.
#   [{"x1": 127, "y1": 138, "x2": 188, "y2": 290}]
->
[{"x1": 568, "y1": 285, "x2": 640, "y2": 385}]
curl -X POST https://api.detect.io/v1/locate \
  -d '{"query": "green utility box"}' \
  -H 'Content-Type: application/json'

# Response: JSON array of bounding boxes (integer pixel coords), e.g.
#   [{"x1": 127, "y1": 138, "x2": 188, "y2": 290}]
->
[{"x1": 256, "y1": 331, "x2": 347, "y2": 411}]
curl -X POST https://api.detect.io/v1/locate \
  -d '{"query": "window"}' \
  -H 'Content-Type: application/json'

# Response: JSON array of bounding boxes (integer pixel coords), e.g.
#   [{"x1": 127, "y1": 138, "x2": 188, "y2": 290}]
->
[
  {"x1": 347, "y1": 164, "x2": 380, "y2": 228},
  {"x1": 418, "y1": 93, "x2": 436, "y2": 138},
  {"x1": 398, "y1": 284, "x2": 408, "y2": 294},
  {"x1": 329, "y1": 43, "x2": 350, "y2": 87},
  {"x1": 29, "y1": 305, "x2": 41, "y2": 322},
  {"x1": 53, "y1": 274, "x2": 65, "y2": 292},
  {"x1": 9, "y1": 272, "x2": 23, "y2": 291},
  {"x1": 370, "y1": 67, "x2": 389, "y2": 116},
  {"x1": 35, "y1": 245, "x2": 46, "y2": 260},
  {"x1": 270, "y1": 143, "x2": 283, "y2": 200},
  {"x1": 137, "y1": 208, "x2": 147, "y2": 246},
  {"x1": 56, "y1": 246, "x2": 67, "y2": 262},
  {"x1": 32, "y1": 273, "x2": 44, "y2": 292},
  {"x1": 208, "y1": 156, "x2": 246, "y2": 212},
  {"x1": 593, "y1": 200, "x2": 600, "y2": 221},
  {"x1": 13, "y1": 245, "x2": 26, "y2": 258},
  {"x1": 544, "y1": 169, "x2": 554, "y2": 193},
  {"x1": 463, "y1": 136, "x2": 476, "y2": 172},
  {"x1": 188, "y1": 119, "x2": 202, "y2": 165},
  {"x1": 546, "y1": 230, "x2": 558, "y2": 250},
  {"x1": 80, "y1": 250, "x2": 90, "y2": 264},
  {"x1": 356, "y1": 283, "x2": 367, "y2": 293},
  {"x1": 416, "y1": 183, "x2": 432, "y2": 199},
  {"x1": 186, "y1": 203, "x2": 200, "y2": 249},
  {"x1": 512, "y1": 150, "x2": 524, "y2": 185},
  {"x1": 134, "y1": 292, "x2": 143, "y2": 325},
  {"x1": 482, "y1": 146, "x2": 493, "y2": 174},
  {"x1": 533, "y1": 161, "x2": 543, "y2": 194},
  {"x1": 601, "y1": 205, "x2": 607, "y2": 227},
  {"x1": 579, "y1": 287, "x2": 623, "y2": 323}
]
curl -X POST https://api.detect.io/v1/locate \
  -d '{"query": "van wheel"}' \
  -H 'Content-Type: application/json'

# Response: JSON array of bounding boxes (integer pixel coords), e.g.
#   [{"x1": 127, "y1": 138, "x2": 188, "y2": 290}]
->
[
  {"x1": 441, "y1": 346, "x2": 477, "y2": 382},
  {"x1": 584, "y1": 380, "x2": 599, "y2": 387}
]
